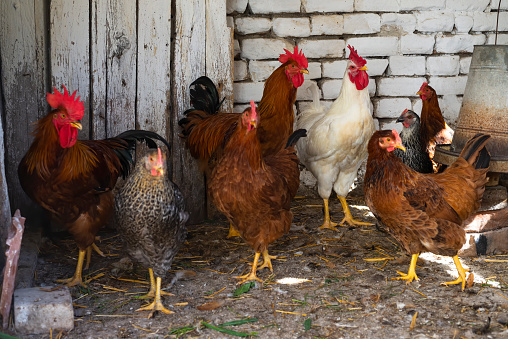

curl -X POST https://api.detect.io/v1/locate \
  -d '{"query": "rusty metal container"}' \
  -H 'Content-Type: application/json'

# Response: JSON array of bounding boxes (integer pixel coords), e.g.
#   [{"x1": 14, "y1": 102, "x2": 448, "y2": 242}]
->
[{"x1": 435, "y1": 45, "x2": 508, "y2": 173}]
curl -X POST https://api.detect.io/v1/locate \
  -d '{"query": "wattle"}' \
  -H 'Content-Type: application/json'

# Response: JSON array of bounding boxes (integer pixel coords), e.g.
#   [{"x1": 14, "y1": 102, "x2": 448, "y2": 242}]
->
[
  {"x1": 291, "y1": 72, "x2": 304, "y2": 88},
  {"x1": 58, "y1": 124, "x2": 78, "y2": 148},
  {"x1": 353, "y1": 71, "x2": 369, "y2": 90}
]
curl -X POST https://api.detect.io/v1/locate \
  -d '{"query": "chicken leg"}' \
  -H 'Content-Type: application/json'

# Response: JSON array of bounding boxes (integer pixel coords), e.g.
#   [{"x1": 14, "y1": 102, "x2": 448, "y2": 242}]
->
[
  {"x1": 441, "y1": 255, "x2": 469, "y2": 291},
  {"x1": 338, "y1": 196, "x2": 373, "y2": 226},
  {"x1": 85, "y1": 242, "x2": 106, "y2": 270},
  {"x1": 56, "y1": 248, "x2": 87, "y2": 287},
  {"x1": 142, "y1": 268, "x2": 174, "y2": 298},
  {"x1": 234, "y1": 252, "x2": 263, "y2": 284},
  {"x1": 318, "y1": 198, "x2": 339, "y2": 231},
  {"x1": 136, "y1": 272, "x2": 173, "y2": 316},
  {"x1": 393, "y1": 253, "x2": 420, "y2": 284},
  {"x1": 257, "y1": 250, "x2": 276, "y2": 271}
]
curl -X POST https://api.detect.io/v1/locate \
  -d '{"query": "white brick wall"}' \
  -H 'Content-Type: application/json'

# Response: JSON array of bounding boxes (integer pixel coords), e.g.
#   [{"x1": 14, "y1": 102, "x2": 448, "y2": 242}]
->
[
  {"x1": 388, "y1": 56, "x2": 426, "y2": 76},
  {"x1": 346, "y1": 37, "x2": 398, "y2": 56},
  {"x1": 273, "y1": 18, "x2": 311, "y2": 37},
  {"x1": 310, "y1": 15, "x2": 344, "y2": 35},
  {"x1": 426, "y1": 56, "x2": 460, "y2": 76},
  {"x1": 381, "y1": 14, "x2": 416, "y2": 34},
  {"x1": 416, "y1": 11, "x2": 455, "y2": 32},
  {"x1": 235, "y1": 17, "x2": 272, "y2": 34},
  {"x1": 304, "y1": 0, "x2": 354, "y2": 13},
  {"x1": 248, "y1": 0, "x2": 301, "y2": 14},
  {"x1": 297, "y1": 40, "x2": 345, "y2": 58},
  {"x1": 343, "y1": 14, "x2": 381, "y2": 34}
]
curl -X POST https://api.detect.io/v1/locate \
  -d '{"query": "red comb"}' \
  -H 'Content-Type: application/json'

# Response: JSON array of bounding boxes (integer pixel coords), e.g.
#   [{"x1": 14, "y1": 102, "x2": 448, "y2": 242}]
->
[
  {"x1": 403, "y1": 108, "x2": 408, "y2": 114},
  {"x1": 392, "y1": 129, "x2": 401, "y2": 144},
  {"x1": 249, "y1": 100, "x2": 257, "y2": 119},
  {"x1": 157, "y1": 148, "x2": 163, "y2": 165},
  {"x1": 419, "y1": 82, "x2": 428, "y2": 92},
  {"x1": 279, "y1": 46, "x2": 308, "y2": 68},
  {"x1": 347, "y1": 45, "x2": 366, "y2": 67},
  {"x1": 46, "y1": 86, "x2": 84, "y2": 121}
]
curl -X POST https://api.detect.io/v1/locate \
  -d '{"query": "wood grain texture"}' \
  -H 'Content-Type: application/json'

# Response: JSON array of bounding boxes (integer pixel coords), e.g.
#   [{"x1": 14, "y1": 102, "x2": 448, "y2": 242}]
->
[{"x1": 0, "y1": 77, "x2": 11, "y2": 246}]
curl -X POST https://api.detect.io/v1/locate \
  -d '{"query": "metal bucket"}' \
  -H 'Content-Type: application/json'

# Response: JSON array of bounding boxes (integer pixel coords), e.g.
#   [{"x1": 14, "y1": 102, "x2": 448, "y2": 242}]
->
[{"x1": 435, "y1": 45, "x2": 508, "y2": 173}]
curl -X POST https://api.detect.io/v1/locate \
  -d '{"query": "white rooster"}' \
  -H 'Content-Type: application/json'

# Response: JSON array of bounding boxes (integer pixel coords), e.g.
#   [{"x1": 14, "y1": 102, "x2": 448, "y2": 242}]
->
[{"x1": 296, "y1": 45, "x2": 375, "y2": 230}]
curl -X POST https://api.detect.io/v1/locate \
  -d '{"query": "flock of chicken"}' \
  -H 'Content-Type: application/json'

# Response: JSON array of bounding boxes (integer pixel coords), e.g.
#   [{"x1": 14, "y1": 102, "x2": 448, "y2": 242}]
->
[{"x1": 17, "y1": 45, "x2": 490, "y2": 316}]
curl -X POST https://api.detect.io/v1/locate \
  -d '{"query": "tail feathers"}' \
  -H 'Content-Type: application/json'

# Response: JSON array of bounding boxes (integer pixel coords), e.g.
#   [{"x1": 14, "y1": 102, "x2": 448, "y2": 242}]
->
[
  {"x1": 308, "y1": 83, "x2": 321, "y2": 111},
  {"x1": 185, "y1": 76, "x2": 224, "y2": 116},
  {"x1": 459, "y1": 133, "x2": 491, "y2": 169},
  {"x1": 286, "y1": 129, "x2": 307, "y2": 148}
]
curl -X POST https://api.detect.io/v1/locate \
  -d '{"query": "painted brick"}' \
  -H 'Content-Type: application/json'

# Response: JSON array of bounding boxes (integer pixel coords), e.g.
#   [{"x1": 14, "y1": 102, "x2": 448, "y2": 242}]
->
[
  {"x1": 296, "y1": 80, "x2": 318, "y2": 100},
  {"x1": 304, "y1": 0, "x2": 354, "y2": 12},
  {"x1": 343, "y1": 14, "x2": 381, "y2": 34},
  {"x1": 446, "y1": 0, "x2": 490, "y2": 11},
  {"x1": 249, "y1": 0, "x2": 302, "y2": 14},
  {"x1": 310, "y1": 15, "x2": 344, "y2": 35},
  {"x1": 400, "y1": 34, "x2": 435, "y2": 54},
  {"x1": 381, "y1": 13, "x2": 416, "y2": 34},
  {"x1": 412, "y1": 98, "x2": 422, "y2": 114},
  {"x1": 307, "y1": 62, "x2": 322, "y2": 79},
  {"x1": 322, "y1": 60, "x2": 348, "y2": 78},
  {"x1": 388, "y1": 56, "x2": 426, "y2": 76},
  {"x1": 273, "y1": 18, "x2": 311, "y2": 37},
  {"x1": 426, "y1": 55, "x2": 460, "y2": 76},
  {"x1": 249, "y1": 60, "x2": 280, "y2": 81},
  {"x1": 429, "y1": 76, "x2": 468, "y2": 95},
  {"x1": 375, "y1": 98, "x2": 412, "y2": 118},
  {"x1": 367, "y1": 80, "x2": 377, "y2": 97},
  {"x1": 455, "y1": 15, "x2": 474, "y2": 33},
  {"x1": 346, "y1": 37, "x2": 398, "y2": 56},
  {"x1": 235, "y1": 17, "x2": 272, "y2": 35},
  {"x1": 227, "y1": 0, "x2": 248, "y2": 14},
  {"x1": 234, "y1": 60, "x2": 248, "y2": 81},
  {"x1": 355, "y1": 0, "x2": 400, "y2": 12},
  {"x1": 491, "y1": 0, "x2": 508, "y2": 10},
  {"x1": 473, "y1": 12, "x2": 508, "y2": 32},
  {"x1": 241, "y1": 39, "x2": 293, "y2": 60},
  {"x1": 459, "y1": 56, "x2": 472, "y2": 74},
  {"x1": 366, "y1": 59, "x2": 389, "y2": 77},
  {"x1": 486, "y1": 33, "x2": 508, "y2": 45},
  {"x1": 234, "y1": 82, "x2": 265, "y2": 103},
  {"x1": 322, "y1": 79, "x2": 343, "y2": 99},
  {"x1": 380, "y1": 120, "x2": 402, "y2": 133},
  {"x1": 438, "y1": 95, "x2": 462, "y2": 124},
  {"x1": 297, "y1": 39, "x2": 345, "y2": 58},
  {"x1": 400, "y1": 0, "x2": 445, "y2": 10},
  {"x1": 435, "y1": 33, "x2": 486, "y2": 53},
  {"x1": 416, "y1": 11, "x2": 454, "y2": 32},
  {"x1": 377, "y1": 77, "x2": 427, "y2": 96}
]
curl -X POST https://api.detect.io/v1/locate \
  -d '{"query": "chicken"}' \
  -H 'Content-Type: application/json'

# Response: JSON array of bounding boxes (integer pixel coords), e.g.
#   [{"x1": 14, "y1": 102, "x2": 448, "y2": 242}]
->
[
  {"x1": 180, "y1": 46, "x2": 308, "y2": 237},
  {"x1": 417, "y1": 82, "x2": 454, "y2": 170},
  {"x1": 394, "y1": 109, "x2": 433, "y2": 173},
  {"x1": 18, "y1": 86, "x2": 170, "y2": 287},
  {"x1": 208, "y1": 101, "x2": 306, "y2": 284},
  {"x1": 114, "y1": 144, "x2": 188, "y2": 315},
  {"x1": 296, "y1": 45, "x2": 375, "y2": 230},
  {"x1": 364, "y1": 129, "x2": 490, "y2": 290}
]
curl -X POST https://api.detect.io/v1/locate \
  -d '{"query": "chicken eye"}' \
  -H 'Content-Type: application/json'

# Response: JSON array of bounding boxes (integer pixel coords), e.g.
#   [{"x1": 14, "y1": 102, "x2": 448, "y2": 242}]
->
[
  {"x1": 387, "y1": 138, "x2": 391, "y2": 142},
  {"x1": 61, "y1": 114, "x2": 66, "y2": 118}
]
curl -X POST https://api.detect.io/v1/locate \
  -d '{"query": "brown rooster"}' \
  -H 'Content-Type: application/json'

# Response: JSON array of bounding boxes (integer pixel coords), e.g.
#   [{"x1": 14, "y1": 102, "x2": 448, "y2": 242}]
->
[
  {"x1": 364, "y1": 129, "x2": 490, "y2": 290},
  {"x1": 18, "y1": 86, "x2": 170, "y2": 287},
  {"x1": 209, "y1": 101, "x2": 306, "y2": 284},
  {"x1": 417, "y1": 82, "x2": 454, "y2": 170},
  {"x1": 179, "y1": 46, "x2": 308, "y2": 236}
]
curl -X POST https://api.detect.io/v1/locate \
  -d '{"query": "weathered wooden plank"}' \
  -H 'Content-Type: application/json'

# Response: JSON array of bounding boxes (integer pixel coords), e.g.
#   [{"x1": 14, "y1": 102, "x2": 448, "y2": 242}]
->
[
  {"x1": 0, "y1": 73, "x2": 11, "y2": 249},
  {"x1": 136, "y1": 0, "x2": 171, "y2": 140},
  {"x1": 0, "y1": 0, "x2": 40, "y2": 214},
  {"x1": 50, "y1": 0, "x2": 90, "y2": 139},
  {"x1": 172, "y1": 0, "x2": 207, "y2": 224},
  {"x1": 34, "y1": 0, "x2": 50, "y2": 119},
  {"x1": 105, "y1": 0, "x2": 137, "y2": 137}
]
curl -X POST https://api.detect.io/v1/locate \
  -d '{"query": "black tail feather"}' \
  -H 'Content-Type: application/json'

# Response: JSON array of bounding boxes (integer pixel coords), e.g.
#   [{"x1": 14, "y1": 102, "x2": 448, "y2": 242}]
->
[
  {"x1": 286, "y1": 129, "x2": 307, "y2": 148},
  {"x1": 459, "y1": 133, "x2": 491, "y2": 169},
  {"x1": 184, "y1": 76, "x2": 224, "y2": 116}
]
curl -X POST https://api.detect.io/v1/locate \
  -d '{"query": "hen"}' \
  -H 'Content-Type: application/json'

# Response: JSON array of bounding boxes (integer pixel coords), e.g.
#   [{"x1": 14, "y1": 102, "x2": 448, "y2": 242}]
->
[
  {"x1": 394, "y1": 109, "x2": 433, "y2": 173},
  {"x1": 18, "y1": 86, "x2": 170, "y2": 287},
  {"x1": 364, "y1": 129, "x2": 490, "y2": 290},
  {"x1": 296, "y1": 45, "x2": 375, "y2": 230},
  {"x1": 209, "y1": 101, "x2": 305, "y2": 284},
  {"x1": 114, "y1": 144, "x2": 188, "y2": 315},
  {"x1": 417, "y1": 82, "x2": 454, "y2": 170},
  {"x1": 180, "y1": 46, "x2": 308, "y2": 236}
]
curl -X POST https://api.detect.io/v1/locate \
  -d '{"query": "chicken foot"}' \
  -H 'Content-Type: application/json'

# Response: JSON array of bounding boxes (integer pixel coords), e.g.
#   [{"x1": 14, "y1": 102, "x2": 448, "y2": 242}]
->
[
  {"x1": 56, "y1": 249, "x2": 87, "y2": 287},
  {"x1": 85, "y1": 242, "x2": 106, "y2": 270},
  {"x1": 318, "y1": 198, "x2": 339, "y2": 231},
  {"x1": 234, "y1": 252, "x2": 263, "y2": 284},
  {"x1": 142, "y1": 268, "x2": 174, "y2": 298},
  {"x1": 227, "y1": 223, "x2": 240, "y2": 238},
  {"x1": 257, "y1": 250, "x2": 276, "y2": 272},
  {"x1": 338, "y1": 196, "x2": 374, "y2": 227},
  {"x1": 393, "y1": 253, "x2": 420, "y2": 284},
  {"x1": 136, "y1": 273, "x2": 173, "y2": 316},
  {"x1": 441, "y1": 255, "x2": 469, "y2": 291}
]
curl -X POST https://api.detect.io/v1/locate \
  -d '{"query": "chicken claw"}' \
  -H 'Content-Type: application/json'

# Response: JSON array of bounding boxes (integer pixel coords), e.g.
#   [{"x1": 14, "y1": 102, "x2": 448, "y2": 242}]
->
[
  {"x1": 235, "y1": 252, "x2": 263, "y2": 284},
  {"x1": 257, "y1": 250, "x2": 276, "y2": 272},
  {"x1": 392, "y1": 253, "x2": 420, "y2": 284},
  {"x1": 441, "y1": 255, "x2": 469, "y2": 291},
  {"x1": 56, "y1": 249, "x2": 87, "y2": 287},
  {"x1": 338, "y1": 196, "x2": 374, "y2": 227},
  {"x1": 136, "y1": 276, "x2": 173, "y2": 316},
  {"x1": 318, "y1": 198, "x2": 341, "y2": 231}
]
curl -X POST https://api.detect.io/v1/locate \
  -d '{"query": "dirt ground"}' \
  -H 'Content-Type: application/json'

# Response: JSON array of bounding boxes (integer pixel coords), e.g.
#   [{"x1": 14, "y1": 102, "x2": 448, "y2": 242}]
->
[{"x1": 7, "y1": 186, "x2": 508, "y2": 339}]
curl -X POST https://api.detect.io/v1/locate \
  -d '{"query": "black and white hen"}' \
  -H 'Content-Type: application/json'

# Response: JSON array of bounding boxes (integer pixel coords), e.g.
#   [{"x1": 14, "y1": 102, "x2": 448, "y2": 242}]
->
[{"x1": 115, "y1": 143, "x2": 188, "y2": 315}]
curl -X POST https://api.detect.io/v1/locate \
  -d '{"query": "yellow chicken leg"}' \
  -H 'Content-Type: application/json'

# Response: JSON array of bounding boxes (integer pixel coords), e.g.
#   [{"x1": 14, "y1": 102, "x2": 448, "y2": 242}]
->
[
  {"x1": 56, "y1": 249, "x2": 87, "y2": 287},
  {"x1": 85, "y1": 242, "x2": 106, "y2": 270},
  {"x1": 338, "y1": 196, "x2": 373, "y2": 226},
  {"x1": 257, "y1": 250, "x2": 276, "y2": 272},
  {"x1": 235, "y1": 252, "x2": 263, "y2": 284},
  {"x1": 227, "y1": 223, "x2": 240, "y2": 238},
  {"x1": 441, "y1": 255, "x2": 469, "y2": 291},
  {"x1": 318, "y1": 198, "x2": 339, "y2": 231},
  {"x1": 393, "y1": 253, "x2": 420, "y2": 284},
  {"x1": 143, "y1": 268, "x2": 174, "y2": 298},
  {"x1": 136, "y1": 274, "x2": 173, "y2": 316}
]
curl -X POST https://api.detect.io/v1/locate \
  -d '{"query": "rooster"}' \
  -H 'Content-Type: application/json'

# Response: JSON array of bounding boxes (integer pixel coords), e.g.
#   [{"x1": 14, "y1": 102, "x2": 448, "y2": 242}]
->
[
  {"x1": 180, "y1": 46, "x2": 308, "y2": 237},
  {"x1": 417, "y1": 82, "x2": 454, "y2": 171},
  {"x1": 18, "y1": 86, "x2": 170, "y2": 287},
  {"x1": 296, "y1": 45, "x2": 375, "y2": 230},
  {"x1": 364, "y1": 129, "x2": 490, "y2": 290},
  {"x1": 394, "y1": 109, "x2": 433, "y2": 173},
  {"x1": 209, "y1": 101, "x2": 305, "y2": 284},
  {"x1": 115, "y1": 144, "x2": 188, "y2": 315}
]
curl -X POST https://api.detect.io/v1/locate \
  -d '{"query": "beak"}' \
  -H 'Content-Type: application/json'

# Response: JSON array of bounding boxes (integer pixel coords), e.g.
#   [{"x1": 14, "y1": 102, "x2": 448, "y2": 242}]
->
[
  {"x1": 359, "y1": 66, "x2": 368, "y2": 71},
  {"x1": 395, "y1": 143, "x2": 406, "y2": 152},
  {"x1": 156, "y1": 167, "x2": 164, "y2": 176},
  {"x1": 300, "y1": 69, "x2": 309, "y2": 74},
  {"x1": 396, "y1": 116, "x2": 405, "y2": 123},
  {"x1": 416, "y1": 91, "x2": 422, "y2": 95},
  {"x1": 71, "y1": 121, "x2": 82, "y2": 130},
  {"x1": 250, "y1": 120, "x2": 257, "y2": 129}
]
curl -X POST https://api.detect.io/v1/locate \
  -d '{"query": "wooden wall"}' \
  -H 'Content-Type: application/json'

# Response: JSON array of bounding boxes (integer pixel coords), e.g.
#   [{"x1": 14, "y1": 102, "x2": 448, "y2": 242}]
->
[{"x1": 0, "y1": 0, "x2": 233, "y2": 225}]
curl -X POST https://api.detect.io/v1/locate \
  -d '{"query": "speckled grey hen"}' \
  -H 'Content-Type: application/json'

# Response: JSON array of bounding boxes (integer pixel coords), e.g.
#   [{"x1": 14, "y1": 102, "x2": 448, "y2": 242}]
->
[{"x1": 114, "y1": 143, "x2": 188, "y2": 315}]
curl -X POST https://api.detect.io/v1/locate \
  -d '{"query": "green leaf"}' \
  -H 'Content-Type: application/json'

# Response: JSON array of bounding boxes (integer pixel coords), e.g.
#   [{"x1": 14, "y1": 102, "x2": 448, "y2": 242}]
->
[
  {"x1": 233, "y1": 281, "x2": 255, "y2": 297},
  {"x1": 304, "y1": 318, "x2": 312, "y2": 331},
  {"x1": 201, "y1": 321, "x2": 257, "y2": 337},
  {"x1": 168, "y1": 325, "x2": 195, "y2": 338},
  {"x1": 0, "y1": 333, "x2": 21, "y2": 339},
  {"x1": 221, "y1": 318, "x2": 258, "y2": 327}
]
